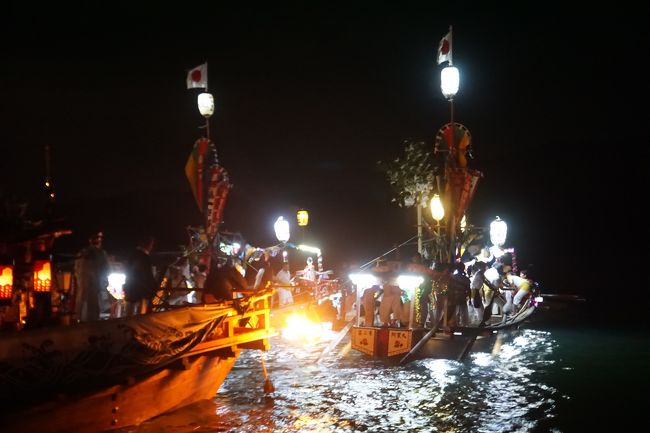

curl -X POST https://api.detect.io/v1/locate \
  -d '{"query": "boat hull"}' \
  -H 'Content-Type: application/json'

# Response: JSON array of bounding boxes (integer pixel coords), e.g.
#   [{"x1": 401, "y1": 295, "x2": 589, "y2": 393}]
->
[
  {"x1": 350, "y1": 302, "x2": 537, "y2": 361},
  {"x1": 2, "y1": 349, "x2": 239, "y2": 432},
  {"x1": 351, "y1": 326, "x2": 497, "y2": 361},
  {"x1": 417, "y1": 330, "x2": 497, "y2": 360},
  {"x1": 0, "y1": 292, "x2": 276, "y2": 432}
]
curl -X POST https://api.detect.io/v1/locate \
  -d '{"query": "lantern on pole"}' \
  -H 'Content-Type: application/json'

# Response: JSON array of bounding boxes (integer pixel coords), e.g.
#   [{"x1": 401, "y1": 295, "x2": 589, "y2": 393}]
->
[
  {"x1": 430, "y1": 194, "x2": 445, "y2": 262},
  {"x1": 197, "y1": 92, "x2": 214, "y2": 144},
  {"x1": 197, "y1": 93, "x2": 214, "y2": 117},
  {"x1": 274, "y1": 216, "x2": 290, "y2": 243},
  {"x1": 490, "y1": 216, "x2": 508, "y2": 247},
  {"x1": 297, "y1": 209, "x2": 309, "y2": 227},
  {"x1": 439, "y1": 29, "x2": 460, "y2": 263},
  {"x1": 440, "y1": 66, "x2": 460, "y2": 100},
  {"x1": 430, "y1": 194, "x2": 445, "y2": 222}
]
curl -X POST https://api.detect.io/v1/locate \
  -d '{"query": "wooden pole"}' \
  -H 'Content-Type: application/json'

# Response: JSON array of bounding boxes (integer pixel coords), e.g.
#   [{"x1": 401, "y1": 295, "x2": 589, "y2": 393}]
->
[{"x1": 417, "y1": 205, "x2": 423, "y2": 254}]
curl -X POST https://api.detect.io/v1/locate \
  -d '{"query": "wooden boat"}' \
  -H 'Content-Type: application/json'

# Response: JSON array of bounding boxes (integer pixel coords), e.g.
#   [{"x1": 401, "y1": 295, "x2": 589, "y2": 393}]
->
[
  {"x1": 351, "y1": 290, "x2": 537, "y2": 363},
  {"x1": 0, "y1": 228, "x2": 275, "y2": 432},
  {"x1": 342, "y1": 85, "x2": 543, "y2": 362},
  {"x1": 347, "y1": 119, "x2": 542, "y2": 362},
  {"x1": 400, "y1": 295, "x2": 538, "y2": 362},
  {"x1": 349, "y1": 265, "x2": 540, "y2": 363},
  {"x1": 0, "y1": 290, "x2": 275, "y2": 432},
  {"x1": 0, "y1": 137, "x2": 278, "y2": 431}
]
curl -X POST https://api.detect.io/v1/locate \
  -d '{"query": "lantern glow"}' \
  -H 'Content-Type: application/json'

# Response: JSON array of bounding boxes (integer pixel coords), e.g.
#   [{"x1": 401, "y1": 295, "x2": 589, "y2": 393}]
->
[
  {"x1": 197, "y1": 92, "x2": 214, "y2": 117},
  {"x1": 490, "y1": 216, "x2": 508, "y2": 247},
  {"x1": 274, "y1": 216, "x2": 290, "y2": 243},
  {"x1": 430, "y1": 194, "x2": 445, "y2": 222},
  {"x1": 297, "y1": 209, "x2": 309, "y2": 227},
  {"x1": 441, "y1": 66, "x2": 460, "y2": 100},
  {"x1": 0, "y1": 265, "x2": 13, "y2": 299},
  {"x1": 33, "y1": 260, "x2": 52, "y2": 292},
  {"x1": 297, "y1": 244, "x2": 321, "y2": 256}
]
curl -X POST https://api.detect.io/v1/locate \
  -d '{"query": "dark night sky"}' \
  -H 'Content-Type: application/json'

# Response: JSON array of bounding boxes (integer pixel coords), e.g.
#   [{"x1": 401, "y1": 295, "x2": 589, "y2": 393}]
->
[{"x1": 1, "y1": 2, "x2": 647, "y2": 302}]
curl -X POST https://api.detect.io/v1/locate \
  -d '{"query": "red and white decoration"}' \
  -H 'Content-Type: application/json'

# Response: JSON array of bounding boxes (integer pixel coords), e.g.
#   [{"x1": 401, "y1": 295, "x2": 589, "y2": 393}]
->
[
  {"x1": 437, "y1": 30, "x2": 452, "y2": 65},
  {"x1": 186, "y1": 63, "x2": 208, "y2": 89}
]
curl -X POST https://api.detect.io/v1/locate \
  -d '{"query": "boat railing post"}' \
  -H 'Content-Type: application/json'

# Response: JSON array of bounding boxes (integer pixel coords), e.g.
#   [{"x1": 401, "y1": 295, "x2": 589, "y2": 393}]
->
[
  {"x1": 356, "y1": 284, "x2": 361, "y2": 326},
  {"x1": 408, "y1": 285, "x2": 415, "y2": 329}
]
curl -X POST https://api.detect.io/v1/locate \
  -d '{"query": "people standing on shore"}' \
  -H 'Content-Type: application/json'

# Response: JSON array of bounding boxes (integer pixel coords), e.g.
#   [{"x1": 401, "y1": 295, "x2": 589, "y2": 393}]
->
[{"x1": 74, "y1": 231, "x2": 111, "y2": 322}]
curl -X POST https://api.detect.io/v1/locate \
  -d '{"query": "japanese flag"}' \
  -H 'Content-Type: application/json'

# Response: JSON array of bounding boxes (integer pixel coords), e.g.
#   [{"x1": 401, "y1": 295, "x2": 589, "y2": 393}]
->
[
  {"x1": 186, "y1": 63, "x2": 208, "y2": 89},
  {"x1": 437, "y1": 31, "x2": 451, "y2": 65}
]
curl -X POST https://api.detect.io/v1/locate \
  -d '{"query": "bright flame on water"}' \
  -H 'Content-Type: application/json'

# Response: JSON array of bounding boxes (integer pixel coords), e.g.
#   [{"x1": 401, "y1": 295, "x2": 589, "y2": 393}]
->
[{"x1": 281, "y1": 313, "x2": 332, "y2": 344}]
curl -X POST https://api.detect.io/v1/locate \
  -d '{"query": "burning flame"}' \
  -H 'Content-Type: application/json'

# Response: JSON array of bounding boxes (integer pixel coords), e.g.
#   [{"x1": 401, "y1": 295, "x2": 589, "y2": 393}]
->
[{"x1": 281, "y1": 313, "x2": 332, "y2": 344}]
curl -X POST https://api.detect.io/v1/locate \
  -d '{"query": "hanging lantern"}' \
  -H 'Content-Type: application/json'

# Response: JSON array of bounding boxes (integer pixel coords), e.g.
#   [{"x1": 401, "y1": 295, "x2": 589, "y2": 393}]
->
[
  {"x1": 274, "y1": 216, "x2": 290, "y2": 243},
  {"x1": 430, "y1": 194, "x2": 445, "y2": 222},
  {"x1": 197, "y1": 92, "x2": 215, "y2": 118},
  {"x1": 33, "y1": 260, "x2": 52, "y2": 293},
  {"x1": 490, "y1": 216, "x2": 508, "y2": 247},
  {"x1": 297, "y1": 209, "x2": 309, "y2": 227},
  {"x1": 0, "y1": 264, "x2": 13, "y2": 300}
]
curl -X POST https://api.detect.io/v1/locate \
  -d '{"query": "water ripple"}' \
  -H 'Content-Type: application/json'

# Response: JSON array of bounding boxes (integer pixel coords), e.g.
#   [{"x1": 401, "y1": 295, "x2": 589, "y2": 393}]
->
[{"x1": 130, "y1": 328, "x2": 562, "y2": 433}]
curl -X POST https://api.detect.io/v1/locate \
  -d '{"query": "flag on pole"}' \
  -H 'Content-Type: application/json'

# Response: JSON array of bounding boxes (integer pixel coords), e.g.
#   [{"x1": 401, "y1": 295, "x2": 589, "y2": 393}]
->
[
  {"x1": 437, "y1": 30, "x2": 452, "y2": 65},
  {"x1": 186, "y1": 63, "x2": 208, "y2": 89}
]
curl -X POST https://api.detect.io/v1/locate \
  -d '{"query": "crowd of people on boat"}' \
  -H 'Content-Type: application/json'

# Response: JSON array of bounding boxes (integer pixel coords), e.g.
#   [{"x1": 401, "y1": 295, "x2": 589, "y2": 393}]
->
[
  {"x1": 69, "y1": 229, "x2": 342, "y2": 323},
  {"x1": 19, "y1": 221, "x2": 536, "y2": 330},
  {"x1": 349, "y1": 250, "x2": 539, "y2": 329}
]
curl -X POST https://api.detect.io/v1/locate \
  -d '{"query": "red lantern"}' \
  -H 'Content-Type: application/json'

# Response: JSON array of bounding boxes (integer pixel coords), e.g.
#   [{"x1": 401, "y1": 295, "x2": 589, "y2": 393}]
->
[
  {"x1": 33, "y1": 260, "x2": 52, "y2": 293},
  {"x1": 0, "y1": 264, "x2": 13, "y2": 300}
]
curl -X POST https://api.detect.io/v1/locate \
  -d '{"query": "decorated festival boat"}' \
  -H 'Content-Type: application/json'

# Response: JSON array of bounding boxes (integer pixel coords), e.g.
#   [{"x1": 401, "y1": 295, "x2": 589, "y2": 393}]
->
[
  {"x1": 348, "y1": 259, "x2": 541, "y2": 363},
  {"x1": 349, "y1": 30, "x2": 542, "y2": 363},
  {"x1": 0, "y1": 93, "x2": 275, "y2": 431}
]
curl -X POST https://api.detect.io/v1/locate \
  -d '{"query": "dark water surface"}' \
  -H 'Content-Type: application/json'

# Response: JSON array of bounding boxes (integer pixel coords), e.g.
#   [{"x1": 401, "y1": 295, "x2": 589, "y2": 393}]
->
[{"x1": 125, "y1": 308, "x2": 649, "y2": 433}]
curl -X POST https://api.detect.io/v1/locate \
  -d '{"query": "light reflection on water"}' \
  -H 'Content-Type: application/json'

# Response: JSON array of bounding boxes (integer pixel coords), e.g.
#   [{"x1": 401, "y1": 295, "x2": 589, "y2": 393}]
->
[{"x1": 127, "y1": 328, "x2": 562, "y2": 433}]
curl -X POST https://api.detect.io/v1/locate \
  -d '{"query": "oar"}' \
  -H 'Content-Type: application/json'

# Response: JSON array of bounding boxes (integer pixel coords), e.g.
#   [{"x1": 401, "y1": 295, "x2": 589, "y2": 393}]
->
[
  {"x1": 399, "y1": 313, "x2": 445, "y2": 365},
  {"x1": 315, "y1": 318, "x2": 355, "y2": 364},
  {"x1": 457, "y1": 331, "x2": 478, "y2": 361},
  {"x1": 260, "y1": 354, "x2": 274, "y2": 393}
]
